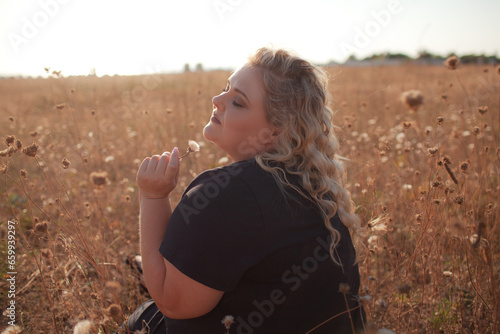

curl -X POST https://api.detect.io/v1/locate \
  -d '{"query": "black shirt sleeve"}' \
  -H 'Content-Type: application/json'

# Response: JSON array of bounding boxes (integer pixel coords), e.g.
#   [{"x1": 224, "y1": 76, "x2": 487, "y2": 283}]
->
[{"x1": 159, "y1": 166, "x2": 266, "y2": 292}]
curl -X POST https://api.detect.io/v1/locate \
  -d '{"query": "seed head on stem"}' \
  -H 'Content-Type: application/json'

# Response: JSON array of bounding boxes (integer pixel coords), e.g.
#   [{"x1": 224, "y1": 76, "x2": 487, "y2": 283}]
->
[{"x1": 180, "y1": 140, "x2": 200, "y2": 159}]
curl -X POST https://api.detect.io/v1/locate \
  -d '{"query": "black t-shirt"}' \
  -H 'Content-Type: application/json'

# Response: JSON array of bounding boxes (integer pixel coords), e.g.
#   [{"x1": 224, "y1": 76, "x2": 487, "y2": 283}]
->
[{"x1": 159, "y1": 158, "x2": 364, "y2": 334}]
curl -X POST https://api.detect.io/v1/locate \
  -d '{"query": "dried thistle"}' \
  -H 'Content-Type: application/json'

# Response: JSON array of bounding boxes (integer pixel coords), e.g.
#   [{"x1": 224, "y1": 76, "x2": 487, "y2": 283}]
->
[
  {"x1": 459, "y1": 160, "x2": 470, "y2": 174},
  {"x1": 427, "y1": 147, "x2": 439, "y2": 156},
  {"x1": 398, "y1": 283, "x2": 411, "y2": 295},
  {"x1": 402, "y1": 121, "x2": 412, "y2": 129},
  {"x1": 5, "y1": 135, "x2": 15, "y2": 146},
  {"x1": 20, "y1": 169, "x2": 28, "y2": 178},
  {"x1": 454, "y1": 194, "x2": 465, "y2": 205},
  {"x1": 0, "y1": 146, "x2": 16, "y2": 157},
  {"x1": 477, "y1": 106, "x2": 488, "y2": 115},
  {"x1": 61, "y1": 158, "x2": 70, "y2": 169},
  {"x1": 444, "y1": 56, "x2": 459, "y2": 70},
  {"x1": 180, "y1": 140, "x2": 200, "y2": 158},
  {"x1": 105, "y1": 304, "x2": 122, "y2": 323},
  {"x1": 22, "y1": 142, "x2": 39, "y2": 157},
  {"x1": 0, "y1": 163, "x2": 7, "y2": 174},
  {"x1": 105, "y1": 281, "x2": 121, "y2": 295},
  {"x1": 436, "y1": 116, "x2": 444, "y2": 125},
  {"x1": 401, "y1": 90, "x2": 424, "y2": 111},
  {"x1": 34, "y1": 220, "x2": 49, "y2": 233},
  {"x1": 90, "y1": 172, "x2": 108, "y2": 187},
  {"x1": 338, "y1": 283, "x2": 351, "y2": 294},
  {"x1": 14, "y1": 139, "x2": 22, "y2": 151}
]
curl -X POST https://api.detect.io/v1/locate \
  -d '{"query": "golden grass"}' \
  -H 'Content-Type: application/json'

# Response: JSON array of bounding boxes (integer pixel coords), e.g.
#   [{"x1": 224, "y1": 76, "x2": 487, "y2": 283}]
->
[{"x1": 0, "y1": 64, "x2": 499, "y2": 333}]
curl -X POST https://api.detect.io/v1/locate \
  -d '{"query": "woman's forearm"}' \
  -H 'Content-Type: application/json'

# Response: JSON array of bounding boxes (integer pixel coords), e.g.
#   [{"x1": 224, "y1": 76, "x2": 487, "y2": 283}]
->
[{"x1": 139, "y1": 195, "x2": 172, "y2": 300}]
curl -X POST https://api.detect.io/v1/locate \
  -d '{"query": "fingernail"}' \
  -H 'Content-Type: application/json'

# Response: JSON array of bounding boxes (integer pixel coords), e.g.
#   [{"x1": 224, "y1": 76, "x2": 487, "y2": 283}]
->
[{"x1": 173, "y1": 147, "x2": 178, "y2": 154}]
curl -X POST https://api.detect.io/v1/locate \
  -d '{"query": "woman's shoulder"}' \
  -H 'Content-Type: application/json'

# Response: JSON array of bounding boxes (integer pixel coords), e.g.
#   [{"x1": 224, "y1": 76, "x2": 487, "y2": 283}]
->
[{"x1": 187, "y1": 158, "x2": 270, "y2": 190}]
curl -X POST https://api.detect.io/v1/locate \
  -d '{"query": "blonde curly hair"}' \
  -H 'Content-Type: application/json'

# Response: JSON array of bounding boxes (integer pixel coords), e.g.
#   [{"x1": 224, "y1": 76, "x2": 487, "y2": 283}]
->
[{"x1": 248, "y1": 47, "x2": 364, "y2": 261}]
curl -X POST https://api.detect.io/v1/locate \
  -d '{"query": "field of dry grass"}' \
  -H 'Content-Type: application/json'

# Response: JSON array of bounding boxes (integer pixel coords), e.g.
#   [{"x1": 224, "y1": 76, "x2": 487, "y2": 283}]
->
[{"x1": 0, "y1": 63, "x2": 499, "y2": 333}]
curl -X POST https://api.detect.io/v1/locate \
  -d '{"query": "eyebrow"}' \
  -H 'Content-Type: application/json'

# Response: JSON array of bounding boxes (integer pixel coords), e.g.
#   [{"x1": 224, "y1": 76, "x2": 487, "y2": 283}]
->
[{"x1": 228, "y1": 80, "x2": 250, "y2": 105}]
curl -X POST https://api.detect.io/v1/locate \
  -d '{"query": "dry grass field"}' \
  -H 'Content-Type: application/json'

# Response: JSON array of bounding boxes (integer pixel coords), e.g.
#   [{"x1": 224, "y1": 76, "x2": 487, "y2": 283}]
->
[{"x1": 0, "y1": 63, "x2": 499, "y2": 333}]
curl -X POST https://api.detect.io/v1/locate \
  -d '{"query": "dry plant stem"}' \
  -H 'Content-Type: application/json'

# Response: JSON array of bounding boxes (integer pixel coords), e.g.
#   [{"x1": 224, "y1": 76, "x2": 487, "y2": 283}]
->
[
  {"x1": 484, "y1": 243, "x2": 498, "y2": 333},
  {"x1": 33, "y1": 157, "x2": 108, "y2": 280},
  {"x1": 179, "y1": 149, "x2": 193, "y2": 159},
  {"x1": 5, "y1": 190, "x2": 61, "y2": 334},
  {"x1": 304, "y1": 304, "x2": 363, "y2": 334}
]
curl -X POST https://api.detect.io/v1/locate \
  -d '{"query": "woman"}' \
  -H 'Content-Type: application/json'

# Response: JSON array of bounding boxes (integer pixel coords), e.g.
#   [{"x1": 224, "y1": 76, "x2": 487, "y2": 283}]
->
[{"x1": 126, "y1": 47, "x2": 365, "y2": 333}]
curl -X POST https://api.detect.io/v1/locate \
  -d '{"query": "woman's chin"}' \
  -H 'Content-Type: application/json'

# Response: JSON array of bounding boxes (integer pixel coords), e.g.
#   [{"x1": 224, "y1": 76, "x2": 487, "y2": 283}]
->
[{"x1": 202, "y1": 124, "x2": 215, "y2": 142}]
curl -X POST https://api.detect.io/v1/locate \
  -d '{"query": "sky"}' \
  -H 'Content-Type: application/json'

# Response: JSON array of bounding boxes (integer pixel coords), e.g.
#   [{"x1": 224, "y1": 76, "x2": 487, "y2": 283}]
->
[{"x1": 0, "y1": 0, "x2": 499, "y2": 77}]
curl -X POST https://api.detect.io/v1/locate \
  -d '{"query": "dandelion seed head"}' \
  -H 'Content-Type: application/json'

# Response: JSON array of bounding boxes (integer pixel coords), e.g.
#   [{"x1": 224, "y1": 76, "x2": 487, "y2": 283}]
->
[
  {"x1": 1, "y1": 325, "x2": 23, "y2": 334},
  {"x1": 359, "y1": 294, "x2": 372, "y2": 304},
  {"x1": 73, "y1": 320, "x2": 93, "y2": 334},
  {"x1": 188, "y1": 140, "x2": 200, "y2": 152},
  {"x1": 221, "y1": 315, "x2": 235, "y2": 330},
  {"x1": 444, "y1": 55, "x2": 460, "y2": 70},
  {"x1": 443, "y1": 271, "x2": 453, "y2": 278},
  {"x1": 104, "y1": 155, "x2": 115, "y2": 163}
]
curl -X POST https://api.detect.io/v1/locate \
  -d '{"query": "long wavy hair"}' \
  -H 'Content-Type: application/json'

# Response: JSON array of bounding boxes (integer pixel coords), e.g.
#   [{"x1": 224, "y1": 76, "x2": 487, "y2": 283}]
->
[{"x1": 248, "y1": 47, "x2": 364, "y2": 262}]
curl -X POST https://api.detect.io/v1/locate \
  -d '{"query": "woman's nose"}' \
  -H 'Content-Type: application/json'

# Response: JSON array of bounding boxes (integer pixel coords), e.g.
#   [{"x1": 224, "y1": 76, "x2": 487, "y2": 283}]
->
[{"x1": 212, "y1": 94, "x2": 225, "y2": 111}]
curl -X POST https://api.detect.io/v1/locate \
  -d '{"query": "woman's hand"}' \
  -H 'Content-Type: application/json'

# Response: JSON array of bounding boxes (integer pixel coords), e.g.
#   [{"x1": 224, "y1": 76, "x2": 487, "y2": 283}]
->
[{"x1": 137, "y1": 147, "x2": 180, "y2": 199}]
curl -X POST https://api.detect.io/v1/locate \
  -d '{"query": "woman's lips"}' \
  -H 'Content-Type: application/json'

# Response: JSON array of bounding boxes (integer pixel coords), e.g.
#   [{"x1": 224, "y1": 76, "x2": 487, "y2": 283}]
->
[{"x1": 211, "y1": 116, "x2": 221, "y2": 125}]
